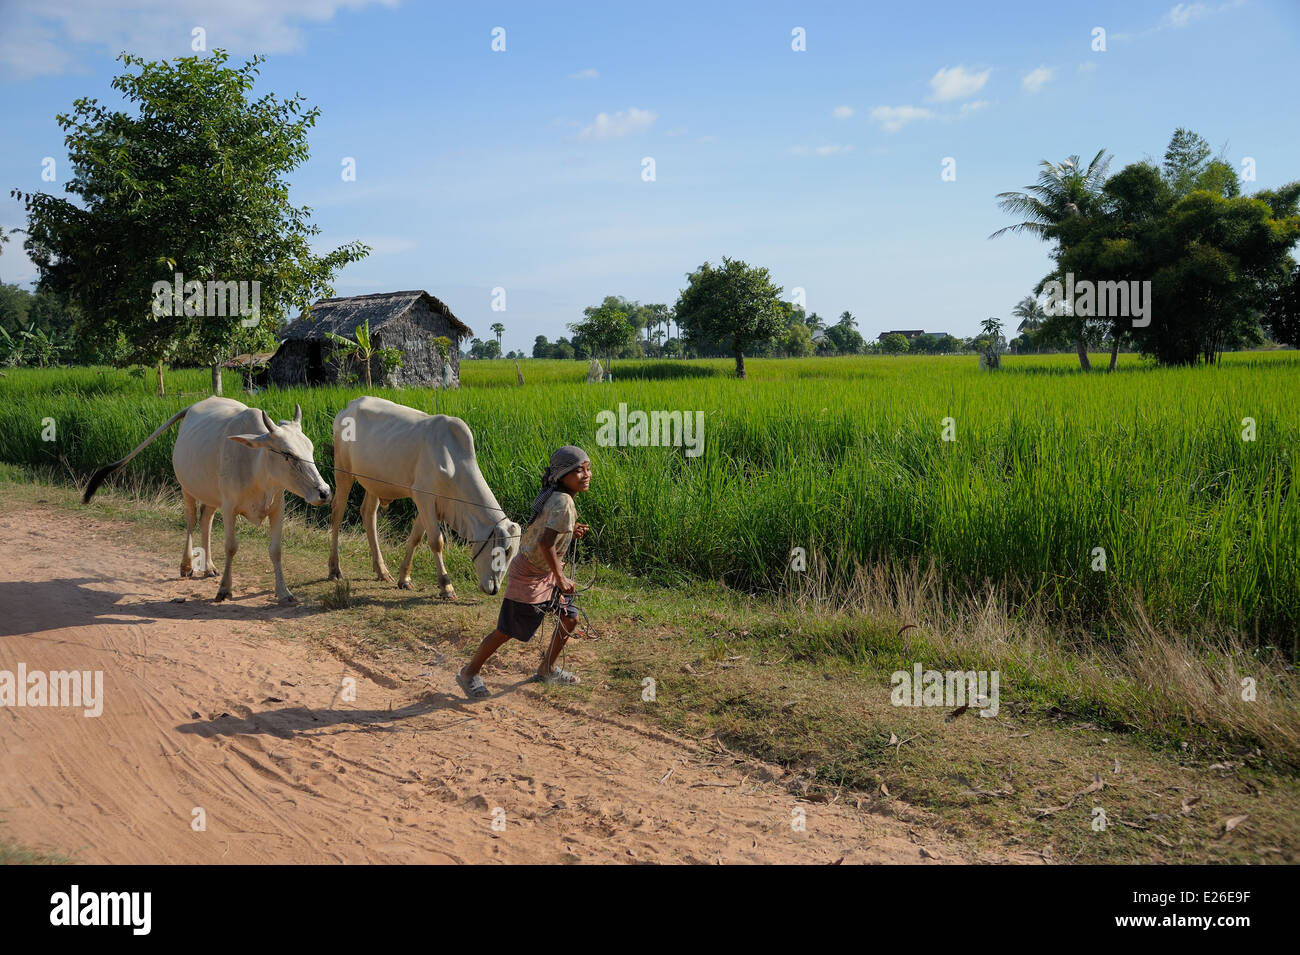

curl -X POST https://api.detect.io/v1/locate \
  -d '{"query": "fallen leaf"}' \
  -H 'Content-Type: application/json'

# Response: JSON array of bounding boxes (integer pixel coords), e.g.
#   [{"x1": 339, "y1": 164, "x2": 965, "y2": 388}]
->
[
  {"x1": 1181, "y1": 795, "x2": 1202, "y2": 815},
  {"x1": 1223, "y1": 814, "x2": 1249, "y2": 833},
  {"x1": 880, "y1": 783, "x2": 890, "y2": 797},
  {"x1": 945, "y1": 703, "x2": 971, "y2": 723},
  {"x1": 1113, "y1": 757, "x2": 1121, "y2": 775},
  {"x1": 888, "y1": 732, "x2": 899, "y2": 746},
  {"x1": 659, "y1": 768, "x2": 673, "y2": 785}
]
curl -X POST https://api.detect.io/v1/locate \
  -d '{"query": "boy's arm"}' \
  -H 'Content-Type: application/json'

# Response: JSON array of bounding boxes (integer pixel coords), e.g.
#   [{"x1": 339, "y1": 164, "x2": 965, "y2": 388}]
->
[{"x1": 538, "y1": 527, "x2": 574, "y2": 592}]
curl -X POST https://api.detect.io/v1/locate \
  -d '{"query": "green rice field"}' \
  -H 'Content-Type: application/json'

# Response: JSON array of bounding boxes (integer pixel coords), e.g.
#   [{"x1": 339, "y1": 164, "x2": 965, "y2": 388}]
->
[{"x1": 1, "y1": 352, "x2": 1296, "y2": 643}]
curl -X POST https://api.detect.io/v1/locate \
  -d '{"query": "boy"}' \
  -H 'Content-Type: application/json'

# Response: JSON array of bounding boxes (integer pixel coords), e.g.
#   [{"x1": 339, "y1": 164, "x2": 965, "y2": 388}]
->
[{"x1": 457, "y1": 446, "x2": 591, "y2": 699}]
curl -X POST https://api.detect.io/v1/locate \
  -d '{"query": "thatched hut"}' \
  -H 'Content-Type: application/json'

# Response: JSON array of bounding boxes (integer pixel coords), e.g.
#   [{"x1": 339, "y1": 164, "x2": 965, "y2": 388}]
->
[{"x1": 267, "y1": 290, "x2": 473, "y2": 388}]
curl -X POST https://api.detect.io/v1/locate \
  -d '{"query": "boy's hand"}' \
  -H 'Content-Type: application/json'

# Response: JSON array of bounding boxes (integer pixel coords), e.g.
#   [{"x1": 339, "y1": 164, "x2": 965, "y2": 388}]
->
[
  {"x1": 573, "y1": 522, "x2": 589, "y2": 540},
  {"x1": 558, "y1": 575, "x2": 576, "y2": 594}
]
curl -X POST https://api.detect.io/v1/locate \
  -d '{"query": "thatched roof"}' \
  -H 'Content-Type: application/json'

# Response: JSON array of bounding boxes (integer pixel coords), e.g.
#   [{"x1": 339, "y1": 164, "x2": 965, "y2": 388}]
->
[
  {"x1": 223, "y1": 352, "x2": 276, "y2": 368},
  {"x1": 278, "y1": 290, "x2": 473, "y2": 342}
]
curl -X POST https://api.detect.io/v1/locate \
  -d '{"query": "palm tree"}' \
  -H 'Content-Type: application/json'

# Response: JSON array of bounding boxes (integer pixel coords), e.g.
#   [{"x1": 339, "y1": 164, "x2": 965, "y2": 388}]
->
[
  {"x1": 490, "y1": 322, "x2": 504, "y2": 353},
  {"x1": 990, "y1": 150, "x2": 1112, "y2": 370},
  {"x1": 837, "y1": 310, "x2": 857, "y2": 329}
]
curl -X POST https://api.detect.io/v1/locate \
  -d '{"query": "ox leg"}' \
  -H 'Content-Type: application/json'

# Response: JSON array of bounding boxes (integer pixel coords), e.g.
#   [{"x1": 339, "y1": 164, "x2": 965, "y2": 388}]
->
[
  {"x1": 361, "y1": 490, "x2": 394, "y2": 583},
  {"x1": 180, "y1": 492, "x2": 198, "y2": 577},
  {"x1": 215, "y1": 506, "x2": 238, "y2": 602},
  {"x1": 269, "y1": 494, "x2": 296, "y2": 605},
  {"x1": 408, "y1": 496, "x2": 456, "y2": 599},
  {"x1": 328, "y1": 470, "x2": 354, "y2": 580},
  {"x1": 396, "y1": 518, "x2": 424, "y2": 590},
  {"x1": 430, "y1": 526, "x2": 456, "y2": 600},
  {"x1": 199, "y1": 504, "x2": 220, "y2": 577}
]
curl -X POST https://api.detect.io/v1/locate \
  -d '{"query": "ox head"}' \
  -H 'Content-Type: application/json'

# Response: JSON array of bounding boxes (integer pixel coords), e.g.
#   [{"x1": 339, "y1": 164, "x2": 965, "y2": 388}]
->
[
  {"x1": 473, "y1": 517, "x2": 522, "y2": 596},
  {"x1": 228, "y1": 404, "x2": 332, "y2": 506}
]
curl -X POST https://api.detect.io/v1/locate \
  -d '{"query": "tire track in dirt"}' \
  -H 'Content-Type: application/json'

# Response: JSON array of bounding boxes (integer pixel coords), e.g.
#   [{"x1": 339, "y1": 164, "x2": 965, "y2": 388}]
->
[{"x1": 0, "y1": 506, "x2": 1027, "y2": 863}]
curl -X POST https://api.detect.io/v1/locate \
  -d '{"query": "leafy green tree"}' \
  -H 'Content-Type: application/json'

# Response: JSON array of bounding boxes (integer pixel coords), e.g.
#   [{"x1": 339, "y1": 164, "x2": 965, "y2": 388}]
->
[
  {"x1": 490, "y1": 322, "x2": 504, "y2": 352},
  {"x1": 824, "y1": 323, "x2": 865, "y2": 355},
  {"x1": 1265, "y1": 262, "x2": 1300, "y2": 347},
  {"x1": 1060, "y1": 133, "x2": 1300, "y2": 366},
  {"x1": 991, "y1": 149, "x2": 1113, "y2": 369},
  {"x1": 909, "y1": 332, "x2": 940, "y2": 354},
  {"x1": 569, "y1": 300, "x2": 633, "y2": 369},
  {"x1": 12, "y1": 50, "x2": 368, "y2": 395},
  {"x1": 783, "y1": 322, "x2": 814, "y2": 357},
  {"x1": 324, "y1": 317, "x2": 402, "y2": 387},
  {"x1": 879, "y1": 333, "x2": 909, "y2": 354},
  {"x1": 674, "y1": 257, "x2": 785, "y2": 378}
]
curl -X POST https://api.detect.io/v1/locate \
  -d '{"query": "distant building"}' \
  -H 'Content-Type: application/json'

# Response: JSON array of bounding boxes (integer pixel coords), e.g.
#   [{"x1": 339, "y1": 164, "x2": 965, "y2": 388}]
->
[
  {"x1": 268, "y1": 290, "x2": 473, "y2": 388},
  {"x1": 878, "y1": 329, "x2": 926, "y2": 341}
]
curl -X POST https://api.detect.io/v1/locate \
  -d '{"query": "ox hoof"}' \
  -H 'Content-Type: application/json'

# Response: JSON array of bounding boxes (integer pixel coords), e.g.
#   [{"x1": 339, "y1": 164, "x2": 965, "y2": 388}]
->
[
  {"x1": 180, "y1": 566, "x2": 193, "y2": 579},
  {"x1": 397, "y1": 579, "x2": 413, "y2": 590},
  {"x1": 440, "y1": 587, "x2": 457, "y2": 600},
  {"x1": 205, "y1": 567, "x2": 220, "y2": 578},
  {"x1": 214, "y1": 589, "x2": 232, "y2": 603},
  {"x1": 328, "y1": 568, "x2": 343, "y2": 581},
  {"x1": 277, "y1": 593, "x2": 299, "y2": 607},
  {"x1": 377, "y1": 571, "x2": 395, "y2": 584}
]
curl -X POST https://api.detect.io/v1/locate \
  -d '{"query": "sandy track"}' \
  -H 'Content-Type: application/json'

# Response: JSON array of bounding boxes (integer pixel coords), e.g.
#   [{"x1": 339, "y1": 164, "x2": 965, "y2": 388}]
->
[{"x1": 0, "y1": 507, "x2": 993, "y2": 864}]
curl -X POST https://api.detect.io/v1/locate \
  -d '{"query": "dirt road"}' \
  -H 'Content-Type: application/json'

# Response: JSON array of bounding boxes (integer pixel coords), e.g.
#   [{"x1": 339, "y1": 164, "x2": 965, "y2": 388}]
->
[{"x1": 0, "y1": 507, "x2": 1004, "y2": 863}]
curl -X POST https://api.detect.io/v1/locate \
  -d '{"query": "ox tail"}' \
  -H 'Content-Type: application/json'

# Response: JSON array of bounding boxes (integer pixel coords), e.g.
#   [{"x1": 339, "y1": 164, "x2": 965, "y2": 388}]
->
[{"x1": 81, "y1": 406, "x2": 190, "y2": 504}]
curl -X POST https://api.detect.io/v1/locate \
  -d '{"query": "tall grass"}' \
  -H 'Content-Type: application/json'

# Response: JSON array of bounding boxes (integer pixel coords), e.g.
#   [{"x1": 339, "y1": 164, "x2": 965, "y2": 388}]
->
[{"x1": 1, "y1": 352, "x2": 1296, "y2": 643}]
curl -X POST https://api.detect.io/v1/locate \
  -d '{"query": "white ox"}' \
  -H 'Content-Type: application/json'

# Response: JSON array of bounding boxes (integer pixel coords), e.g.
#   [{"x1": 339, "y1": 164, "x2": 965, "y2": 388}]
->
[
  {"x1": 82, "y1": 397, "x2": 332, "y2": 604},
  {"x1": 328, "y1": 396, "x2": 520, "y2": 597}
]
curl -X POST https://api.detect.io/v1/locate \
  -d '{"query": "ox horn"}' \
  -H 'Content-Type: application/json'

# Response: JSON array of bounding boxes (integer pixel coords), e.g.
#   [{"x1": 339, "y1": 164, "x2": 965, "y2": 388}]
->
[
  {"x1": 293, "y1": 403, "x2": 303, "y2": 425},
  {"x1": 260, "y1": 409, "x2": 278, "y2": 433}
]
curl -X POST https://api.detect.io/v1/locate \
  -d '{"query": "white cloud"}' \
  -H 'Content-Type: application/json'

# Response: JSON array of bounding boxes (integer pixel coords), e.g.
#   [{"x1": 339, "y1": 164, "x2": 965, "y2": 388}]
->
[
  {"x1": 569, "y1": 68, "x2": 599, "y2": 80},
  {"x1": 928, "y1": 65, "x2": 991, "y2": 102},
  {"x1": 1021, "y1": 66, "x2": 1054, "y2": 93},
  {"x1": 832, "y1": 105, "x2": 854, "y2": 119},
  {"x1": 1166, "y1": 2, "x2": 1210, "y2": 27},
  {"x1": 791, "y1": 144, "x2": 854, "y2": 156},
  {"x1": 0, "y1": 0, "x2": 399, "y2": 79},
  {"x1": 869, "y1": 105, "x2": 933, "y2": 133},
  {"x1": 960, "y1": 100, "x2": 989, "y2": 115},
  {"x1": 578, "y1": 107, "x2": 657, "y2": 140}
]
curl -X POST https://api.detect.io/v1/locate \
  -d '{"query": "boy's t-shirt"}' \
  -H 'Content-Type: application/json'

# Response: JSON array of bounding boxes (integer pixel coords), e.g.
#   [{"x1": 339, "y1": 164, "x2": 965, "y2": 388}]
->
[{"x1": 505, "y1": 491, "x2": 576, "y2": 604}]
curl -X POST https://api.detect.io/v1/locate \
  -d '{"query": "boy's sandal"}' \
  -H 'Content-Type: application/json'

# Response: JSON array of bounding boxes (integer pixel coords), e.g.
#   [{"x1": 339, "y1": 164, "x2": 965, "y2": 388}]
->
[
  {"x1": 457, "y1": 668, "x2": 490, "y2": 699},
  {"x1": 536, "y1": 666, "x2": 580, "y2": 685}
]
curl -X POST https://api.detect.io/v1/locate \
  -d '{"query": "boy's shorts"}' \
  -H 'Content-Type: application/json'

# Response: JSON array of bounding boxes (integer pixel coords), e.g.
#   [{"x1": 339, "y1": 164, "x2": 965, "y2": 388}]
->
[{"x1": 497, "y1": 592, "x2": 577, "y2": 643}]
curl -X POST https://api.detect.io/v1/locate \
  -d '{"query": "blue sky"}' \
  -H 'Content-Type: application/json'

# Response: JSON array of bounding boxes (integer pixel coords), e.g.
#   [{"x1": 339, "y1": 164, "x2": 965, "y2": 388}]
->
[{"x1": 2, "y1": 0, "x2": 1297, "y2": 352}]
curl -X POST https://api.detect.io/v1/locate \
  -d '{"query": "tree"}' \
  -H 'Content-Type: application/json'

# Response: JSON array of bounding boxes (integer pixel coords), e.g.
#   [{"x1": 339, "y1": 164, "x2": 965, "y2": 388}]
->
[
  {"x1": 569, "y1": 300, "x2": 633, "y2": 370},
  {"x1": 991, "y1": 149, "x2": 1113, "y2": 370},
  {"x1": 674, "y1": 257, "x2": 785, "y2": 378},
  {"x1": 879, "y1": 333, "x2": 909, "y2": 354},
  {"x1": 783, "y1": 322, "x2": 814, "y2": 357},
  {"x1": 909, "y1": 332, "x2": 940, "y2": 354},
  {"x1": 1011, "y1": 295, "x2": 1046, "y2": 334},
  {"x1": 824, "y1": 322, "x2": 865, "y2": 355},
  {"x1": 1265, "y1": 262, "x2": 1300, "y2": 348},
  {"x1": 978, "y1": 317, "x2": 1005, "y2": 369},
  {"x1": 490, "y1": 321, "x2": 504, "y2": 352},
  {"x1": 12, "y1": 50, "x2": 368, "y2": 395},
  {"x1": 1059, "y1": 132, "x2": 1300, "y2": 366},
  {"x1": 325, "y1": 318, "x2": 403, "y2": 388}
]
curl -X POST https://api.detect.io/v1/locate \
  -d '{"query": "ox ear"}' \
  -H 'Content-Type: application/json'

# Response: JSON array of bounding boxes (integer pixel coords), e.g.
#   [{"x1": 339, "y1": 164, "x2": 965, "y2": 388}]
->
[
  {"x1": 293, "y1": 403, "x2": 303, "y2": 426},
  {"x1": 229, "y1": 433, "x2": 268, "y2": 449},
  {"x1": 259, "y1": 409, "x2": 278, "y2": 433}
]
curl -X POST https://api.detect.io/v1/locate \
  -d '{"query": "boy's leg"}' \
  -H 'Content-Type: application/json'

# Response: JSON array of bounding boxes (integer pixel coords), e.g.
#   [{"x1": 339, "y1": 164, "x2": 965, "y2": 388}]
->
[
  {"x1": 462, "y1": 629, "x2": 512, "y2": 679},
  {"x1": 538, "y1": 612, "x2": 579, "y2": 674}
]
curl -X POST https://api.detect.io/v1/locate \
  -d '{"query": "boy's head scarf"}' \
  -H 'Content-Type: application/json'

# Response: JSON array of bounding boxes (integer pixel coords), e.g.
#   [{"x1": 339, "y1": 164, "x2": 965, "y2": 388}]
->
[{"x1": 530, "y1": 445, "x2": 589, "y2": 523}]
